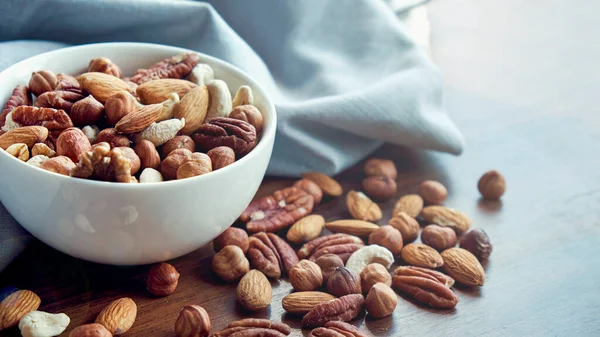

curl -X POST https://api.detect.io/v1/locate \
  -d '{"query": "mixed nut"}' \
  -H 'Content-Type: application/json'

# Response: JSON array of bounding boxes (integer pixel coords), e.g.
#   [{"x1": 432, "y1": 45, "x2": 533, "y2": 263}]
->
[
  {"x1": 0, "y1": 159, "x2": 504, "y2": 335},
  {"x1": 0, "y1": 53, "x2": 263, "y2": 182}
]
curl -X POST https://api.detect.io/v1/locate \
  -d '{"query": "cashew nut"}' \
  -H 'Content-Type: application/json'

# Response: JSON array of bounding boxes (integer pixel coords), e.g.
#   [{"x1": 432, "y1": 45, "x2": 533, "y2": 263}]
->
[
  {"x1": 1, "y1": 111, "x2": 20, "y2": 132},
  {"x1": 156, "y1": 93, "x2": 180, "y2": 122},
  {"x1": 205, "y1": 79, "x2": 232, "y2": 121},
  {"x1": 18, "y1": 310, "x2": 70, "y2": 337},
  {"x1": 81, "y1": 125, "x2": 100, "y2": 143},
  {"x1": 134, "y1": 118, "x2": 185, "y2": 146},
  {"x1": 232, "y1": 85, "x2": 254, "y2": 107},
  {"x1": 345, "y1": 244, "x2": 394, "y2": 274},
  {"x1": 187, "y1": 63, "x2": 214, "y2": 85},
  {"x1": 139, "y1": 168, "x2": 163, "y2": 183},
  {"x1": 27, "y1": 155, "x2": 49, "y2": 168}
]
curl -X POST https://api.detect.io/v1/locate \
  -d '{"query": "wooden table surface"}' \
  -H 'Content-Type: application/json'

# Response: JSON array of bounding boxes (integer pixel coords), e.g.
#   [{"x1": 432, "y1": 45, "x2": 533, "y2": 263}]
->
[{"x1": 2, "y1": 0, "x2": 600, "y2": 336}]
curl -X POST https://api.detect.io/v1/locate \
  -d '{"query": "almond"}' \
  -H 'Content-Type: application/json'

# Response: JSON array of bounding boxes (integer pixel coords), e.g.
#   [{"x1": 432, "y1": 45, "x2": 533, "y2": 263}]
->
[
  {"x1": 0, "y1": 126, "x2": 48, "y2": 149},
  {"x1": 173, "y1": 85, "x2": 209, "y2": 135},
  {"x1": 115, "y1": 104, "x2": 162, "y2": 134},
  {"x1": 282, "y1": 291, "x2": 336, "y2": 315},
  {"x1": 237, "y1": 270, "x2": 272, "y2": 311},
  {"x1": 301, "y1": 172, "x2": 343, "y2": 197},
  {"x1": 346, "y1": 190, "x2": 382, "y2": 222},
  {"x1": 0, "y1": 290, "x2": 41, "y2": 330},
  {"x1": 421, "y1": 206, "x2": 472, "y2": 235},
  {"x1": 78, "y1": 72, "x2": 133, "y2": 103},
  {"x1": 136, "y1": 79, "x2": 197, "y2": 104},
  {"x1": 325, "y1": 219, "x2": 379, "y2": 237},
  {"x1": 287, "y1": 214, "x2": 325, "y2": 244},
  {"x1": 401, "y1": 244, "x2": 444, "y2": 269},
  {"x1": 95, "y1": 297, "x2": 137, "y2": 335},
  {"x1": 393, "y1": 194, "x2": 423, "y2": 218},
  {"x1": 441, "y1": 248, "x2": 485, "y2": 287}
]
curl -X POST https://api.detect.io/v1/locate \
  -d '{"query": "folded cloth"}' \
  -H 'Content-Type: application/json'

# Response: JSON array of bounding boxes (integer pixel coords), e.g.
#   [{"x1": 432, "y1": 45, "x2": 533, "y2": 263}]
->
[{"x1": 0, "y1": 0, "x2": 463, "y2": 270}]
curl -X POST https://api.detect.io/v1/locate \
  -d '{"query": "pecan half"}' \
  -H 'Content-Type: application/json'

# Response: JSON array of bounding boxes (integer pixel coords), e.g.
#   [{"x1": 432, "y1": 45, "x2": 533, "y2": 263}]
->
[
  {"x1": 393, "y1": 266, "x2": 455, "y2": 287},
  {"x1": 324, "y1": 322, "x2": 368, "y2": 337},
  {"x1": 1, "y1": 85, "x2": 31, "y2": 127},
  {"x1": 392, "y1": 275, "x2": 458, "y2": 309},
  {"x1": 308, "y1": 328, "x2": 345, "y2": 337},
  {"x1": 302, "y1": 294, "x2": 364, "y2": 328},
  {"x1": 55, "y1": 73, "x2": 82, "y2": 94},
  {"x1": 227, "y1": 319, "x2": 291, "y2": 335},
  {"x1": 193, "y1": 117, "x2": 257, "y2": 157},
  {"x1": 241, "y1": 187, "x2": 314, "y2": 233},
  {"x1": 34, "y1": 90, "x2": 84, "y2": 112},
  {"x1": 247, "y1": 232, "x2": 298, "y2": 278},
  {"x1": 129, "y1": 53, "x2": 200, "y2": 84},
  {"x1": 211, "y1": 319, "x2": 291, "y2": 337},
  {"x1": 229, "y1": 328, "x2": 287, "y2": 337},
  {"x1": 10, "y1": 106, "x2": 73, "y2": 131},
  {"x1": 298, "y1": 234, "x2": 365, "y2": 263}
]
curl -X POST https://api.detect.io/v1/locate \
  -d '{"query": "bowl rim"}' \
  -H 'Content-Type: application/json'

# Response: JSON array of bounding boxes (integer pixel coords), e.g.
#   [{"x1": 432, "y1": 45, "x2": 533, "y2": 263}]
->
[{"x1": 0, "y1": 42, "x2": 277, "y2": 189}]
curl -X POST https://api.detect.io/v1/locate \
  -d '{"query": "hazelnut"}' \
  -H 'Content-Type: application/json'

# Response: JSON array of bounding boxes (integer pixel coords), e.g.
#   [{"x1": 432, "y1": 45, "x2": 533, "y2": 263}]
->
[
  {"x1": 327, "y1": 267, "x2": 361, "y2": 297},
  {"x1": 174, "y1": 305, "x2": 211, "y2": 337},
  {"x1": 478, "y1": 170, "x2": 506, "y2": 200},
  {"x1": 315, "y1": 254, "x2": 344, "y2": 282},
  {"x1": 105, "y1": 91, "x2": 138, "y2": 125},
  {"x1": 418, "y1": 180, "x2": 448, "y2": 205},
  {"x1": 29, "y1": 70, "x2": 58, "y2": 96},
  {"x1": 70, "y1": 95, "x2": 104, "y2": 126},
  {"x1": 368, "y1": 225, "x2": 403, "y2": 255},
  {"x1": 364, "y1": 158, "x2": 397, "y2": 179},
  {"x1": 95, "y1": 128, "x2": 130, "y2": 148},
  {"x1": 362, "y1": 175, "x2": 397, "y2": 200},
  {"x1": 134, "y1": 140, "x2": 161, "y2": 170},
  {"x1": 161, "y1": 135, "x2": 195, "y2": 158},
  {"x1": 460, "y1": 228, "x2": 493, "y2": 260},
  {"x1": 360, "y1": 263, "x2": 392, "y2": 293},
  {"x1": 211, "y1": 245, "x2": 250, "y2": 281},
  {"x1": 421, "y1": 224, "x2": 457, "y2": 251},
  {"x1": 213, "y1": 227, "x2": 249, "y2": 253},
  {"x1": 5, "y1": 143, "x2": 29, "y2": 161},
  {"x1": 116, "y1": 147, "x2": 141, "y2": 175},
  {"x1": 68, "y1": 323, "x2": 112, "y2": 337},
  {"x1": 160, "y1": 148, "x2": 192, "y2": 180},
  {"x1": 56, "y1": 127, "x2": 92, "y2": 163},
  {"x1": 89, "y1": 57, "x2": 122, "y2": 78},
  {"x1": 177, "y1": 153, "x2": 212, "y2": 180},
  {"x1": 388, "y1": 212, "x2": 419, "y2": 243},
  {"x1": 293, "y1": 179, "x2": 323, "y2": 204},
  {"x1": 289, "y1": 260, "x2": 323, "y2": 291},
  {"x1": 207, "y1": 146, "x2": 235, "y2": 171},
  {"x1": 365, "y1": 283, "x2": 398, "y2": 318},
  {"x1": 146, "y1": 262, "x2": 180, "y2": 296},
  {"x1": 229, "y1": 105, "x2": 263, "y2": 134}
]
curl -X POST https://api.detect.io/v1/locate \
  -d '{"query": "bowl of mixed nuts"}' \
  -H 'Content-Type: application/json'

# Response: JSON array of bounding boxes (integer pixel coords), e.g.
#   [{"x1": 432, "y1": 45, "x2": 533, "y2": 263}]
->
[{"x1": 0, "y1": 42, "x2": 276, "y2": 265}]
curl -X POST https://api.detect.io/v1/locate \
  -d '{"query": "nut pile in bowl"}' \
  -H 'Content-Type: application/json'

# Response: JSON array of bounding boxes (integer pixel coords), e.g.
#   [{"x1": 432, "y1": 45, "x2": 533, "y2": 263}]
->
[{"x1": 0, "y1": 53, "x2": 263, "y2": 183}]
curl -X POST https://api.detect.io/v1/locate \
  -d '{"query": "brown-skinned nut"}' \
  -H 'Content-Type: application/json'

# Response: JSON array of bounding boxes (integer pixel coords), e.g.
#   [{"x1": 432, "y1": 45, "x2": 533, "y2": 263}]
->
[
  {"x1": 95, "y1": 128, "x2": 130, "y2": 148},
  {"x1": 89, "y1": 57, "x2": 122, "y2": 78},
  {"x1": 174, "y1": 305, "x2": 211, "y2": 337},
  {"x1": 56, "y1": 127, "x2": 92, "y2": 163},
  {"x1": 421, "y1": 224, "x2": 457, "y2": 251},
  {"x1": 40, "y1": 155, "x2": 75, "y2": 176},
  {"x1": 364, "y1": 158, "x2": 397, "y2": 179},
  {"x1": 315, "y1": 254, "x2": 344, "y2": 282},
  {"x1": 460, "y1": 228, "x2": 493, "y2": 260},
  {"x1": 68, "y1": 323, "x2": 112, "y2": 337},
  {"x1": 388, "y1": 212, "x2": 419, "y2": 243},
  {"x1": 289, "y1": 260, "x2": 323, "y2": 291},
  {"x1": 362, "y1": 176, "x2": 397, "y2": 200},
  {"x1": 116, "y1": 146, "x2": 141, "y2": 175},
  {"x1": 207, "y1": 146, "x2": 235, "y2": 171},
  {"x1": 160, "y1": 148, "x2": 192, "y2": 180},
  {"x1": 105, "y1": 91, "x2": 138, "y2": 126},
  {"x1": 365, "y1": 283, "x2": 397, "y2": 318},
  {"x1": 70, "y1": 95, "x2": 104, "y2": 126},
  {"x1": 177, "y1": 152, "x2": 212, "y2": 179},
  {"x1": 146, "y1": 262, "x2": 180, "y2": 296},
  {"x1": 368, "y1": 225, "x2": 403, "y2": 255},
  {"x1": 229, "y1": 105, "x2": 264, "y2": 134},
  {"x1": 478, "y1": 170, "x2": 506, "y2": 200},
  {"x1": 360, "y1": 263, "x2": 392, "y2": 293},
  {"x1": 161, "y1": 135, "x2": 195, "y2": 158},
  {"x1": 134, "y1": 140, "x2": 161, "y2": 170},
  {"x1": 29, "y1": 70, "x2": 58, "y2": 96},
  {"x1": 293, "y1": 179, "x2": 323, "y2": 204},
  {"x1": 211, "y1": 245, "x2": 250, "y2": 282},
  {"x1": 418, "y1": 180, "x2": 448, "y2": 205},
  {"x1": 327, "y1": 266, "x2": 361, "y2": 297},
  {"x1": 213, "y1": 227, "x2": 249, "y2": 253}
]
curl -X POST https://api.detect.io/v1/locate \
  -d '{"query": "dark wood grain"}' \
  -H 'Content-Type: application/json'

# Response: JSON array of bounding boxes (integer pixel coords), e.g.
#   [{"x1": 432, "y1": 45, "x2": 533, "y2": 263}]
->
[{"x1": 2, "y1": 0, "x2": 600, "y2": 336}]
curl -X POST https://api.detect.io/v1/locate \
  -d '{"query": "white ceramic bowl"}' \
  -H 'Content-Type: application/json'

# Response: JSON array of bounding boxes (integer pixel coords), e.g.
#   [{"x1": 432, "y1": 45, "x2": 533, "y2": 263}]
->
[{"x1": 0, "y1": 43, "x2": 276, "y2": 265}]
